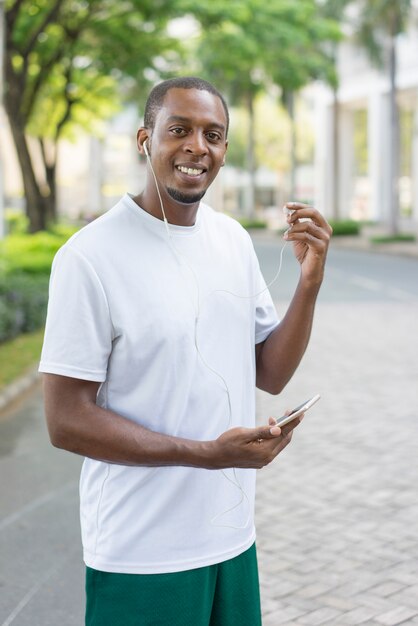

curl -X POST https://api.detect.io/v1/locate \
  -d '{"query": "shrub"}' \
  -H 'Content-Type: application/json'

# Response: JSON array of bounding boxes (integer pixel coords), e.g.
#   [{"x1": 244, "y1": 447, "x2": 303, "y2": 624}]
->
[
  {"x1": 370, "y1": 233, "x2": 416, "y2": 244},
  {"x1": 237, "y1": 218, "x2": 267, "y2": 230},
  {"x1": 328, "y1": 220, "x2": 361, "y2": 236},
  {"x1": 0, "y1": 273, "x2": 50, "y2": 343},
  {"x1": 0, "y1": 227, "x2": 78, "y2": 276},
  {"x1": 5, "y1": 209, "x2": 29, "y2": 234},
  {"x1": 0, "y1": 225, "x2": 78, "y2": 344}
]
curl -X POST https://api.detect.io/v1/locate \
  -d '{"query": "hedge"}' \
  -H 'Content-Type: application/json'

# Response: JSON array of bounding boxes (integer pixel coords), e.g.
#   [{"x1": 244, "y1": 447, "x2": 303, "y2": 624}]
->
[
  {"x1": 0, "y1": 226, "x2": 79, "y2": 345},
  {"x1": 328, "y1": 220, "x2": 361, "y2": 236},
  {"x1": 0, "y1": 273, "x2": 50, "y2": 343}
]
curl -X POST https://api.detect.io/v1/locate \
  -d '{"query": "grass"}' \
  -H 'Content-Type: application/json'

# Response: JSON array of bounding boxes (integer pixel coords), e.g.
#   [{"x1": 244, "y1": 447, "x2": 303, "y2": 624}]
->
[{"x1": 0, "y1": 328, "x2": 44, "y2": 391}]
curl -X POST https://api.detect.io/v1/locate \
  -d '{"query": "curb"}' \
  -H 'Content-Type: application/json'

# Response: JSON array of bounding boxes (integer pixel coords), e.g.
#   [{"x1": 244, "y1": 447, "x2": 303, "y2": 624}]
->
[
  {"x1": 0, "y1": 366, "x2": 40, "y2": 412},
  {"x1": 249, "y1": 229, "x2": 418, "y2": 259}
]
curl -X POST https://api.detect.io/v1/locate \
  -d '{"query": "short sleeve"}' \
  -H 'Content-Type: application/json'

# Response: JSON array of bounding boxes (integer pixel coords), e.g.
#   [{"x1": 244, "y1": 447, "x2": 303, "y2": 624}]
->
[
  {"x1": 39, "y1": 245, "x2": 113, "y2": 382},
  {"x1": 250, "y1": 244, "x2": 280, "y2": 344}
]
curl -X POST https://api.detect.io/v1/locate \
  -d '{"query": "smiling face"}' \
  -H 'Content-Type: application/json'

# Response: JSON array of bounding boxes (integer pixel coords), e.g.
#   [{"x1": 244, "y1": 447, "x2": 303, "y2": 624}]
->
[{"x1": 137, "y1": 88, "x2": 228, "y2": 225}]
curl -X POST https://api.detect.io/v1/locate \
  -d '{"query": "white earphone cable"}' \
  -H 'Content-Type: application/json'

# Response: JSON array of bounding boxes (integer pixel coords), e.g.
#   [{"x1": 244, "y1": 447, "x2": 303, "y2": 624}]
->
[{"x1": 144, "y1": 149, "x2": 287, "y2": 529}]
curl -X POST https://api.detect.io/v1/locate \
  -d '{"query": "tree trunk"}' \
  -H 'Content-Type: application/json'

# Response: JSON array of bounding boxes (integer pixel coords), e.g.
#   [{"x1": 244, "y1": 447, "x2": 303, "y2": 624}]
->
[
  {"x1": 245, "y1": 92, "x2": 256, "y2": 220},
  {"x1": 6, "y1": 112, "x2": 47, "y2": 232},
  {"x1": 39, "y1": 138, "x2": 58, "y2": 224},
  {"x1": 388, "y1": 33, "x2": 399, "y2": 235}
]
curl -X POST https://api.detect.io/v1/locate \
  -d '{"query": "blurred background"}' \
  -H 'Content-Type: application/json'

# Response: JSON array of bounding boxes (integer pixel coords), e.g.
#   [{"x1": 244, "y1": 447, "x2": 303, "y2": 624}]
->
[{"x1": 1, "y1": 2, "x2": 418, "y2": 625}]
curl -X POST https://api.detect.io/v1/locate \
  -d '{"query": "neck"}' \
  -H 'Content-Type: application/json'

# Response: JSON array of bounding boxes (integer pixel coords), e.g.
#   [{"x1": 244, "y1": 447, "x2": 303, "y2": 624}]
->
[{"x1": 134, "y1": 185, "x2": 200, "y2": 227}]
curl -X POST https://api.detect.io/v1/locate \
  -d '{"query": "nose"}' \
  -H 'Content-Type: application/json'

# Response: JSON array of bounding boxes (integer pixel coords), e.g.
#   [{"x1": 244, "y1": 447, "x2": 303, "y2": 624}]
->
[{"x1": 184, "y1": 131, "x2": 208, "y2": 156}]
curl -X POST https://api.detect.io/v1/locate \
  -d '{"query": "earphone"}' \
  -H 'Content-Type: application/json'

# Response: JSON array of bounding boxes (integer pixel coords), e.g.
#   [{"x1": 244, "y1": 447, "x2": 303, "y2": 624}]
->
[{"x1": 141, "y1": 139, "x2": 289, "y2": 528}]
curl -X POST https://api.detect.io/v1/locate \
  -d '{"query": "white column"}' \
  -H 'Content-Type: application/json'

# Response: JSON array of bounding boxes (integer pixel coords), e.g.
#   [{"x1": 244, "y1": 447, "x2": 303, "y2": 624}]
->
[
  {"x1": 338, "y1": 107, "x2": 355, "y2": 219},
  {"x1": 314, "y1": 95, "x2": 333, "y2": 217},
  {"x1": 368, "y1": 91, "x2": 391, "y2": 223},
  {"x1": 314, "y1": 93, "x2": 355, "y2": 220},
  {"x1": 411, "y1": 100, "x2": 418, "y2": 224}
]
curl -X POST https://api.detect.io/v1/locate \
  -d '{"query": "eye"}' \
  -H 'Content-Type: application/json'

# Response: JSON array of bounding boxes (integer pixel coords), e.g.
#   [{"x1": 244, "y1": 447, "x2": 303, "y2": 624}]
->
[
  {"x1": 206, "y1": 132, "x2": 222, "y2": 142},
  {"x1": 170, "y1": 127, "x2": 187, "y2": 136}
]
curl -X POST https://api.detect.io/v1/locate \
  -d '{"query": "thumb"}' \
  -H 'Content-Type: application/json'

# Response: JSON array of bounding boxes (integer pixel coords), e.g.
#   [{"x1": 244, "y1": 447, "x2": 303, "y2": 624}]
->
[{"x1": 257, "y1": 420, "x2": 281, "y2": 440}]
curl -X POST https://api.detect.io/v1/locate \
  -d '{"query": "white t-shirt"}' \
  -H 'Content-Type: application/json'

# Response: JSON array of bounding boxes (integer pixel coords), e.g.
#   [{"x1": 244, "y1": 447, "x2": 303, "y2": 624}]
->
[{"x1": 39, "y1": 194, "x2": 279, "y2": 574}]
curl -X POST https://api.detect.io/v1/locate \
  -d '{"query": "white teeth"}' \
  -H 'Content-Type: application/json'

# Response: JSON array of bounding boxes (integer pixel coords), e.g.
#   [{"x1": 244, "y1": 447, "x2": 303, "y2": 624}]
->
[{"x1": 177, "y1": 166, "x2": 203, "y2": 176}]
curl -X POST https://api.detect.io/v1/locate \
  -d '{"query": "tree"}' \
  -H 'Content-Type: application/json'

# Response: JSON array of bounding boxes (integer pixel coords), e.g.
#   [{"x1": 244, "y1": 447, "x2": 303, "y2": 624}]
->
[
  {"x1": 195, "y1": 21, "x2": 266, "y2": 218},
  {"x1": 192, "y1": 0, "x2": 340, "y2": 214},
  {"x1": 4, "y1": 0, "x2": 181, "y2": 232},
  {"x1": 355, "y1": 0, "x2": 414, "y2": 234},
  {"x1": 262, "y1": 1, "x2": 340, "y2": 199},
  {"x1": 319, "y1": 0, "x2": 352, "y2": 219}
]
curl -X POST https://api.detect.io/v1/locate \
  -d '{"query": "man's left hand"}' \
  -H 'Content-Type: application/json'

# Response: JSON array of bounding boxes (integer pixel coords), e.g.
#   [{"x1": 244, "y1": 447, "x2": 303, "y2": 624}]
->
[{"x1": 283, "y1": 202, "x2": 332, "y2": 286}]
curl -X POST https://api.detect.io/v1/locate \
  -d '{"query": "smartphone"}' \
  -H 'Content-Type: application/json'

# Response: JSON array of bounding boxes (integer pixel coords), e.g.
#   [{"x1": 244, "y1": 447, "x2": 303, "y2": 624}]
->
[{"x1": 275, "y1": 394, "x2": 321, "y2": 428}]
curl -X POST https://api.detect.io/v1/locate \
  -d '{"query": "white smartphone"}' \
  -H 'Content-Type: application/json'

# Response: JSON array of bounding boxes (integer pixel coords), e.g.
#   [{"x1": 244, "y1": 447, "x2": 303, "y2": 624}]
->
[{"x1": 275, "y1": 394, "x2": 321, "y2": 428}]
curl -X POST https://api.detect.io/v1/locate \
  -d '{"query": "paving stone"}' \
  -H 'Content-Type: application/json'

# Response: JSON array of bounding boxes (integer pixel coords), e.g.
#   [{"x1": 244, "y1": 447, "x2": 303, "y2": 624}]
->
[
  {"x1": 338, "y1": 606, "x2": 383, "y2": 624},
  {"x1": 374, "y1": 607, "x2": 418, "y2": 625},
  {"x1": 255, "y1": 299, "x2": 418, "y2": 623},
  {"x1": 297, "y1": 606, "x2": 344, "y2": 624}
]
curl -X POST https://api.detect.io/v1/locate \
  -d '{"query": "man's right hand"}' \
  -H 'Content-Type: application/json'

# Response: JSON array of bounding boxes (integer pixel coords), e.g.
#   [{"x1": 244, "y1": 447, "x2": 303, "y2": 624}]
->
[{"x1": 208, "y1": 416, "x2": 302, "y2": 470}]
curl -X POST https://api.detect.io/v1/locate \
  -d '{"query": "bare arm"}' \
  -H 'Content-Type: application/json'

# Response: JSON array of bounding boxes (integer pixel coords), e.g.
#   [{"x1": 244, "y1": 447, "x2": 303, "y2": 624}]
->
[
  {"x1": 256, "y1": 203, "x2": 332, "y2": 395},
  {"x1": 43, "y1": 373, "x2": 301, "y2": 470}
]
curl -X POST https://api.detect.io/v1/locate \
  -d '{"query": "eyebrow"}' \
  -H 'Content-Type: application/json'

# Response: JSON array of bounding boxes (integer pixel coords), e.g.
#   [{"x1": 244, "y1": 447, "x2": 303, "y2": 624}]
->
[{"x1": 166, "y1": 115, "x2": 226, "y2": 132}]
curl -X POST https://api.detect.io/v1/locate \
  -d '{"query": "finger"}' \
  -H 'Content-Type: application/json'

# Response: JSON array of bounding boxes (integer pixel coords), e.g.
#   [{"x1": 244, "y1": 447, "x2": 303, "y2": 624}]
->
[
  {"x1": 255, "y1": 424, "x2": 282, "y2": 441},
  {"x1": 280, "y1": 415, "x2": 303, "y2": 437},
  {"x1": 285, "y1": 201, "x2": 311, "y2": 210},
  {"x1": 284, "y1": 224, "x2": 331, "y2": 248},
  {"x1": 287, "y1": 207, "x2": 332, "y2": 233}
]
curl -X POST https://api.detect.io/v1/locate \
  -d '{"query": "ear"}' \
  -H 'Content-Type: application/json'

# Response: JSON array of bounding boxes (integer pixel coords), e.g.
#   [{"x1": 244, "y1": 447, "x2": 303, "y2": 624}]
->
[
  {"x1": 137, "y1": 128, "x2": 150, "y2": 157},
  {"x1": 221, "y1": 139, "x2": 228, "y2": 166}
]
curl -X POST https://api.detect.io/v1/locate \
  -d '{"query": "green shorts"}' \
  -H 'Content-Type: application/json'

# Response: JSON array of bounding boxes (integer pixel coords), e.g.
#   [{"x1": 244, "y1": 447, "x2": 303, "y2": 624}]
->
[{"x1": 85, "y1": 543, "x2": 261, "y2": 626}]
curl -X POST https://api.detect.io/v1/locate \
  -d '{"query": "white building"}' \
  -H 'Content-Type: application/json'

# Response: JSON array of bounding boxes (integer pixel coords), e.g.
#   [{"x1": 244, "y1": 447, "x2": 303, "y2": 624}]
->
[{"x1": 315, "y1": 21, "x2": 418, "y2": 233}]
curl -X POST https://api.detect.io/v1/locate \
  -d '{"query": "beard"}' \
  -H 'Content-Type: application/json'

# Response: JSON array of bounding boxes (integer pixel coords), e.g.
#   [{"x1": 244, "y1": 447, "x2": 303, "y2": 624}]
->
[{"x1": 166, "y1": 186, "x2": 207, "y2": 205}]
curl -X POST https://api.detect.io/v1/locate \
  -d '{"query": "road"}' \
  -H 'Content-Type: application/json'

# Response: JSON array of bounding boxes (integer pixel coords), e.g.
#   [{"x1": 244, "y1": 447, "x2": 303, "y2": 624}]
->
[{"x1": 1, "y1": 238, "x2": 418, "y2": 625}]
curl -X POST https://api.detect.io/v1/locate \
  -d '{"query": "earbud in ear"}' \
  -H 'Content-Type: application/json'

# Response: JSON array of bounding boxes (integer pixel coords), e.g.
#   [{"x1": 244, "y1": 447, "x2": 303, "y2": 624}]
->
[{"x1": 143, "y1": 140, "x2": 150, "y2": 158}]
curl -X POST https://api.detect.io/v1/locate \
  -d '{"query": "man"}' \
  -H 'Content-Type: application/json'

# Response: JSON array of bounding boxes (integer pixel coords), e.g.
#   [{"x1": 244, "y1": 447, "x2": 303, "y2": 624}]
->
[{"x1": 40, "y1": 76, "x2": 332, "y2": 626}]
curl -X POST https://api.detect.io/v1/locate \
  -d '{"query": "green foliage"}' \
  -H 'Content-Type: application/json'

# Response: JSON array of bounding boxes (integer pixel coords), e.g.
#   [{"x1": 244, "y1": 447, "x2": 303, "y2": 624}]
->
[
  {"x1": 0, "y1": 225, "x2": 79, "y2": 343},
  {"x1": 328, "y1": 220, "x2": 361, "y2": 236},
  {"x1": 355, "y1": 0, "x2": 413, "y2": 66},
  {"x1": 193, "y1": 0, "x2": 341, "y2": 102},
  {"x1": 0, "y1": 273, "x2": 50, "y2": 343},
  {"x1": 0, "y1": 229, "x2": 77, "y2": 275},
  {"x1": 235, "y1": 217, "x2": 267, "y2": 230},
  {"x1": 5, "y1": 0, "x2": 186, "y2": 232},
  {"x1": 370, "y1": 233, "x2": 416, "y2": 244},
  {"x1": 5, "y1": 209, "x2": 29, "y2": 234},
  {"x1": 7, "y1": 0, "x2": 183, "y2": 138}
]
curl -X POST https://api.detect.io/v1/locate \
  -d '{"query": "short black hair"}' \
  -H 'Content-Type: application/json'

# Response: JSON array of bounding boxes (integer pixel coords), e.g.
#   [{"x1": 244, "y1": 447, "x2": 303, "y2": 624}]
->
[{"x1": 143, "y1": 76, "x2": 229, "y2": 135}]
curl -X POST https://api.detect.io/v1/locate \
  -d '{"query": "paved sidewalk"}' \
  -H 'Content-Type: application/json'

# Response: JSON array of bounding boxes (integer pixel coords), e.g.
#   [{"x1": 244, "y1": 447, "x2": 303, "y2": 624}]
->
[{"x1": 255, "y1": 297, "x2": 418, "y2": 625}]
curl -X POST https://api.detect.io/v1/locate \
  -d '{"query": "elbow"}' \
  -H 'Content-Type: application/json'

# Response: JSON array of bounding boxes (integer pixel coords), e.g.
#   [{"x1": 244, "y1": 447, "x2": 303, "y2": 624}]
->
[
  {"x1": 46, "y1": 413, "x2": 76, "y2": 452},
  {"x1": 256, "y1": 377, "x2": 285, "y2": 396},
  {"x1": 48, "y1": 423, "x2": 69, "y2": 450}
]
